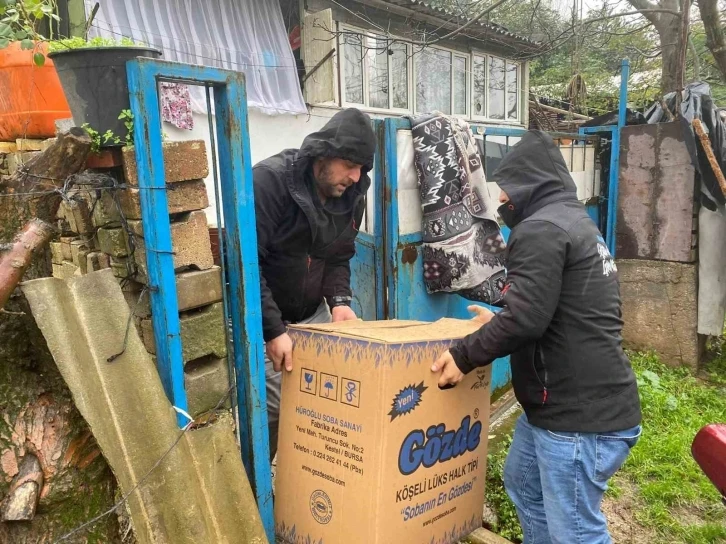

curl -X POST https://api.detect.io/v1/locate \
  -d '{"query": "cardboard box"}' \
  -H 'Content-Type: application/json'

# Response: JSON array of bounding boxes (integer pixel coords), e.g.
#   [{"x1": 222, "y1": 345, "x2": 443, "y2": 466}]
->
[{"x1": 275, "y1": 319, "x2": 491, "y2": 544}]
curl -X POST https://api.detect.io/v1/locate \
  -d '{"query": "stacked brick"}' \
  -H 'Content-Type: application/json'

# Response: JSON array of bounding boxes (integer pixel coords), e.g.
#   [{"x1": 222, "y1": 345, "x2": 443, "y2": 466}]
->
[{"x1": 46, "y1": 138, "x2": 232, "y2": 417}]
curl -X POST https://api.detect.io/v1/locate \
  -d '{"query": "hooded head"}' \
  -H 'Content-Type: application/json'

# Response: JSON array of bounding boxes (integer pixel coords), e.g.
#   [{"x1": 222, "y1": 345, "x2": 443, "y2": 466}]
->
[
  {"x1": 491, "y1": 130, "x2": 578, "y2": 228},
  {"x1": 298, "y1": 108, "x2": 376, "y2": 200}
]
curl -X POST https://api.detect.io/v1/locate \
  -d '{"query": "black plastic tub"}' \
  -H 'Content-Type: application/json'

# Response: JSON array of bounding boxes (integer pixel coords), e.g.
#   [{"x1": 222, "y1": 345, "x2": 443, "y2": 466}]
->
[{"x1": 48, "y1": 47, "x2": 162, "y2": 145}]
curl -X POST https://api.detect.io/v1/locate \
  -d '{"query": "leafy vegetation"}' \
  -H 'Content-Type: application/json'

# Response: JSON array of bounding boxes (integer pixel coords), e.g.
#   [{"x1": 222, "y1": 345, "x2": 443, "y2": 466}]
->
[
  {"x1": 427, "y1": 0, "x2": 726, "y2": 112},
  {"x1": 48, "y1": 35, "x2": 139, "y2": 52},
  {"x1": 0, "y1": 0, "x2": 59, "y2": 65},
  {"x1": 82, "y1": 109, "x2": 136, "y2": 153}
]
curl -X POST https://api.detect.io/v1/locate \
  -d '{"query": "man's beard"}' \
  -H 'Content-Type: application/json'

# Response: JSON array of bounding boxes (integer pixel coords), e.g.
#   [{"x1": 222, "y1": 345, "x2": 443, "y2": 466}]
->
[{"x1": 316, "y1": 163, "x2": 348, "y2": 198}]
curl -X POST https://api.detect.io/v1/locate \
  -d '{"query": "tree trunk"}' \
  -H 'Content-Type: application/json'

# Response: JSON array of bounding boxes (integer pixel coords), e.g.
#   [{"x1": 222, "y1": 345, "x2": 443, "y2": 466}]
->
[
  {"x1": 0, "y1": 129, "x2": 121, "y2": 543},
  {"x1": 656, "y1": 14, "x2": 687, "y2": 94},
  {"x1": 697, "y1": 0, "x2": 726, "y2": 82},
  {"x1": 625, "y1": 0, "x2": 685, "y2": 94}
]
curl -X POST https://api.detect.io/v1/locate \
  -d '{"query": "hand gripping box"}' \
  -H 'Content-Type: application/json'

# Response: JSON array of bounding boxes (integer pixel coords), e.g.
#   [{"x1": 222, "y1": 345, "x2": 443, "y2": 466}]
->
[{"x1": 274, "y1": 319, "x2": 491, "y2": 544}]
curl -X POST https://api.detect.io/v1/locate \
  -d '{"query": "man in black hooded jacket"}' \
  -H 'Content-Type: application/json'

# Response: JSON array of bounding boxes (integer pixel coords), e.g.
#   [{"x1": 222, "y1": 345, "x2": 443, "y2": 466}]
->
[
  {"x1": 253, "y1": 108, "x2": 376, "y2": 460},
  {"x1": 432, "y1": 131, "x2": 641, "y2": 543}
]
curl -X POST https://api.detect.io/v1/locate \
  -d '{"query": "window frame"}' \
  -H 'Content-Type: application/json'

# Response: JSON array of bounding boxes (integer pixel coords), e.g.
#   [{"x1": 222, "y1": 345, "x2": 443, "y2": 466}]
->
[
  {"x1": 338, "y1": 24, "x2": 413, "y2": 114},
  {"x1": 332, "y1": 25, "x2": 523, "y2": 123},
  {"x1": 411, "y1": 43, "x2": 470, "y2": 118},
  {"x1": 471, "y1": 50, "x2": 521, "y2": 123}
]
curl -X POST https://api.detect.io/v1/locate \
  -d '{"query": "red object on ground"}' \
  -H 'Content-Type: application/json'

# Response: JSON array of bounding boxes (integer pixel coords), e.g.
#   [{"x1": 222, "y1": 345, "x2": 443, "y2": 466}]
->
[
  {"x1": 692, "y1": 424, "x2": 726, "y2": 501},
  {"x1": 0, "y1": 42, "x2": 72, "y2": 141}
]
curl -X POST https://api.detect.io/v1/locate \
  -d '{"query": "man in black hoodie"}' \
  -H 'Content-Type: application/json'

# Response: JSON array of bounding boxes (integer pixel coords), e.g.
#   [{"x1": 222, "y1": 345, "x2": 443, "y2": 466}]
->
[
  {"x1": 432, "y1": 131, "x2": 641, "y2": 543},
  {"x1": 253, "y1": 108, "x2": 376, "y2": 460}
]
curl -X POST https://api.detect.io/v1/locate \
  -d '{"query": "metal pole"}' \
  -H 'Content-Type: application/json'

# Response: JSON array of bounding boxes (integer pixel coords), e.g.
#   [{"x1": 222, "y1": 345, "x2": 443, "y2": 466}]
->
[{"x1": 606, "y1": 58, "x2": 629, "y2": 256}]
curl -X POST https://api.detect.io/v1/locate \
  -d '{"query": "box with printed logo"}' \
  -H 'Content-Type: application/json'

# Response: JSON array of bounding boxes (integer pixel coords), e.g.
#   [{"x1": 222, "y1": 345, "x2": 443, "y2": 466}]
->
[{"x1": 275, "y1": 319, "x2": 491, "y2": 544}]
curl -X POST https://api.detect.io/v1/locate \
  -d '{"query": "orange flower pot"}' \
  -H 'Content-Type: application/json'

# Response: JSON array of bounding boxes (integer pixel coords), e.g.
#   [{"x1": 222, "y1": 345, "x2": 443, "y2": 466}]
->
[{"x1": 0, "y1": 42, "x2": 72, "y2": 141}]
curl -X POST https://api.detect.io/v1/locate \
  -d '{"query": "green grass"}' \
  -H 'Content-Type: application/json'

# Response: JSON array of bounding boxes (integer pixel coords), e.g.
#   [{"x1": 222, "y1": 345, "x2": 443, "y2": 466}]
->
[
  {"x1": 484, "y1": 433, "x2": 523, "y2": 543},
  {"x1": 483, "y1": 352, "x2": 726, "y2": 544},
  {"x1": 620, "y1": 352, "x2": 726, "y2": 543}
]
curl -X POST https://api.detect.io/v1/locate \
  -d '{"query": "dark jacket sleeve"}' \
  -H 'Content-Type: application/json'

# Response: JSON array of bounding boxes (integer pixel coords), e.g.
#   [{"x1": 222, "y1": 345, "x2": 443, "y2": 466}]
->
[
  {"x1": 450, "y1": 220, "x2": 570, "y2": 373},
  {"x1": 323, "y1": 237, "x2": 355, "y2": 308},
  {"x1": 253, "y1": 166, "x2": 288, "y2": 342},
  {"x1": 322, "y1": 198, "x2": 365, "y2": 308}
]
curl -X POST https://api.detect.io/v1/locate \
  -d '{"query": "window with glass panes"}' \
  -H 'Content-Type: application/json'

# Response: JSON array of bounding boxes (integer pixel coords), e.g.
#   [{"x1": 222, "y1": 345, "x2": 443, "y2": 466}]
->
[
  {"x1": 341, "y1": 30, "x2": 409, "y2": 111},
  {"x1": 338, "y1": 27, "x2": 521, "y2": 122},
  {"x1": 472, "y1": 53, "x2": 520, "y2": 121}
]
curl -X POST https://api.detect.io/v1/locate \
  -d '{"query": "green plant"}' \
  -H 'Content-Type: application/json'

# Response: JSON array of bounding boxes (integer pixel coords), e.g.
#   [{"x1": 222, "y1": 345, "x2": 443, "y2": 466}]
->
[
  {"x1": 618, "y1": 352, "x2": 726, "y2": 543},
  {"x1": 484, "y1": 434, "x2": 523, "y2": 543},
  {"x1": 0, "y1": 0, "x2": 59, "y2": 66},
  {"x1": 81, "y1": 123, "x2": 101, "y2": 154},
  {"x1": 48, "y1": 35, "x2": 139, "y2": 52},
  {"x1": 82, "y1": 110, "x2": 135, "y2": 152}
]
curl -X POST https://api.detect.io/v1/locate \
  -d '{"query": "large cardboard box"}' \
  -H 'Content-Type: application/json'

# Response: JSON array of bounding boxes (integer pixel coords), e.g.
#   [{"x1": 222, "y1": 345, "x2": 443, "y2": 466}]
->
[{"x1": 275, "y1": 319, "x2": 491, "y2": 544}]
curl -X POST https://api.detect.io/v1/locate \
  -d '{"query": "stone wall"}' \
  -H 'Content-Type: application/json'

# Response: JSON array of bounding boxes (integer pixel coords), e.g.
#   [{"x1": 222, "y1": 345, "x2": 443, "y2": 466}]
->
[
  {"x1": 618, "y1": 259, "x2": 699, "y2": 369},
  {"x1": 0, "y1": 135, "x2": 233, "y2": 542},
  {"x1": 49, "y1": 140, "x2": 231, "y2": 418},
  {"x1": 0, "y1": 138, "x2": 119, "y2": 543}
]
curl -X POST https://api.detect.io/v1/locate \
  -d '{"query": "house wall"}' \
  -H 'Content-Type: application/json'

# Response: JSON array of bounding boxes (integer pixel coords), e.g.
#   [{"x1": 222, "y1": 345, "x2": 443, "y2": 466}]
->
[{"x1": 164, "y1": 105, "x2": 540, "y2": 229}]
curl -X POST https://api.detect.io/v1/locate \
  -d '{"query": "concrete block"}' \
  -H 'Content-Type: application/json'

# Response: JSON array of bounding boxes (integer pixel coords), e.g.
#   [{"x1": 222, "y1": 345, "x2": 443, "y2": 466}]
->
[
  {"x1": 70, "y1": 239, "x2": 92, "y2": 273},
  {"x1": 118, "y1": 179, "x2": 209, "y2": 220},
  {"x1": 185, "y1": 356, "x2": 232, "y2": 415},
  {"x1": 52, "y1": 261, "x2": 81, "y2": 280},
  {"x1": 123, "y1": 140, "x2": 209, "y2": 186},
  {"x1": 6, "y1": 151, "x2": 39, "y2": 175},
  {"x1": 40, "y1": 138, "x2": 57, "y2": 152},
  {"x1": 50, "y1": 242, "x2": 64, "y2": 265},
  {"x1": 91, "y1": 190, "x2": 122, "y2": 228},
  {"x1": 97, "y1": 227, "x2": 130, "y2": 258},
  {"x1": 16, "y1": 138, "x2": 45, "y2": 151},
  {"x1": 86, "y1": 252, "x2": 111, "y2": 272},
  {"x1": 140, "y1": 302, "x2": 227, "y2": 362},
  {"x1": 59, "y1": 198, "x2": 94, "y2": 235},
  {"x1": 60, "y1": 236, "x2": 75, "y2": 261},
  {"x1": 129, "y1": 267, "x2": 223, "y2": 318},
  {"x1": 619, "y1": 259, "x2": 698, "y2": 369},
  {"x1": 109, "y1": 256, "x2": 136, "y2": 280},
  {"x1": 132, "y1": 210, "x2": 214, "y2": 276}
]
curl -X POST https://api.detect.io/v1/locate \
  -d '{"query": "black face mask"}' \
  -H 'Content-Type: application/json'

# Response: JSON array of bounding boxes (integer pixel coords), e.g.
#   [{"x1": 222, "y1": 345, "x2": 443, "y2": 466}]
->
[{"x1": 497, "y1": 201, "x2": 518, "y2": 229}]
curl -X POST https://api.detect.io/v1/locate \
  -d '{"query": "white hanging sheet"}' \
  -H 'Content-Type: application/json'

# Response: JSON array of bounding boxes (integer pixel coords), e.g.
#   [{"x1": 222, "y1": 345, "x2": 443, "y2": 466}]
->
[{"x1": 86, "y1": 0, "x2": 306, "y2": 116}]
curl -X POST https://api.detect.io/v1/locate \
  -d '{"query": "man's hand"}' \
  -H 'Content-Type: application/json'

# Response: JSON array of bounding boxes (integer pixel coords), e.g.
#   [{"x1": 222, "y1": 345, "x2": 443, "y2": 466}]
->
[
  {"x1": 332, "y1": 305, "x2": 357, "y2": 322},
  {"x1": 431, "y1": 350, "x2": 464, "y2": 388},
  {"x1": 267, "y1": 332, "x2": 293, "y2": 372},
  {"x1": 468, "y1": 305, "x2": 495, "y2": 325}
]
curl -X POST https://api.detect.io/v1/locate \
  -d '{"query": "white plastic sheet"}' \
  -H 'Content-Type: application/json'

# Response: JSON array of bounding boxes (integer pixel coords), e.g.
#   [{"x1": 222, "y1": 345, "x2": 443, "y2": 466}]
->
[{"x1": 86, "y1": 0, "x2": 306, "y2": 115}]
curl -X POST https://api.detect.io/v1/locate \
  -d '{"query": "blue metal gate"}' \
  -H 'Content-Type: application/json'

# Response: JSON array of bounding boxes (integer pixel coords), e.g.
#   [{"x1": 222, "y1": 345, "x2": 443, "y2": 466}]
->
[
  {"x1": 349, "y1": 119, "x2": 386, "y2": 321},
  {"x1": 127, "y1": 58, "x2": 274, "y2": 541}
]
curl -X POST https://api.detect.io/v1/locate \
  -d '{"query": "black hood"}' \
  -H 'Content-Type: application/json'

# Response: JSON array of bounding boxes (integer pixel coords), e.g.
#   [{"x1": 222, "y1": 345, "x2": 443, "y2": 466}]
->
[
  {"x1": 299, "y1": 108, "x2": 376, "y2": 171},
  {"x1": 491, "y1": 130, "x2": 578, "y2": 228}
]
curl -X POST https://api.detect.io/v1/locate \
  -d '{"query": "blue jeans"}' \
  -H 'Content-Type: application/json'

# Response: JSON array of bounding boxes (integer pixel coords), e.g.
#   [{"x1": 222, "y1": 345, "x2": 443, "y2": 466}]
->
[{"x1": 503, "y1": 414, "x2": 641, "y2": 544}]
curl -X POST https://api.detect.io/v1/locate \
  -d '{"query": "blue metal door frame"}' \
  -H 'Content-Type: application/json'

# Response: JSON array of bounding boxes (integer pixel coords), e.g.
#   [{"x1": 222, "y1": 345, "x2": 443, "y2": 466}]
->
[
  {"x1": 350, "y1": 119, "x2": 386, "y2": 321},
  {"x1": 127, "y1": 58, "x2": 274, "y2": 541}
]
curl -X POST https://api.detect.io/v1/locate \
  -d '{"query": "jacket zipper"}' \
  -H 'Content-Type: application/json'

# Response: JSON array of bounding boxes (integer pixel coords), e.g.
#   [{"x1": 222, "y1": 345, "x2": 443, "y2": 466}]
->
[{"x1": 535, "y1": 344, "x2": 549, "y2": 406}]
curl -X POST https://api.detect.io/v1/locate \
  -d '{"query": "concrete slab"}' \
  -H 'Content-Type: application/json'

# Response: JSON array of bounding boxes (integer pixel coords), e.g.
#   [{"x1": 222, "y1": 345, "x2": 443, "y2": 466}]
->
[
  {"x1": 22, "y1": 270, "x2": 267, "y2": 544},
  {"x1": 619, "y1": 259, "x2": 698, "y2": 369}
]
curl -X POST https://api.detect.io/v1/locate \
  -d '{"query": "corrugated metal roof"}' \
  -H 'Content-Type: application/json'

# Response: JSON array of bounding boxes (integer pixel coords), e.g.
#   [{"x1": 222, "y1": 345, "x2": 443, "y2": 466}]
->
[{"x1": 376, "y1": 0, "x2": 539, "y2": 48}]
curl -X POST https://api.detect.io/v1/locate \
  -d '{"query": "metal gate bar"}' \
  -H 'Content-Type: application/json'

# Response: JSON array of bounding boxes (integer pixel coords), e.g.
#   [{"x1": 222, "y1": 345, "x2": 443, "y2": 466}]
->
[
  {"x1": 580, "y1": 59, "x2": 631, "y2": 256},
  {"x1": 127, "y1": 57, "x2": 274, "y2": 541}
]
